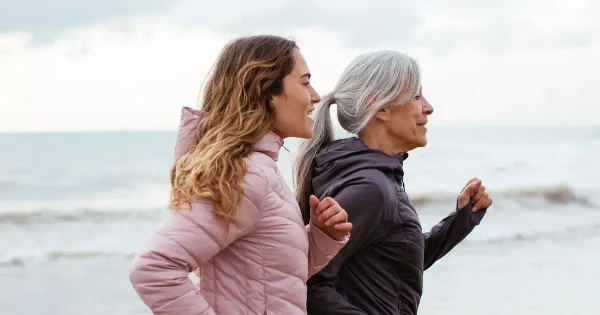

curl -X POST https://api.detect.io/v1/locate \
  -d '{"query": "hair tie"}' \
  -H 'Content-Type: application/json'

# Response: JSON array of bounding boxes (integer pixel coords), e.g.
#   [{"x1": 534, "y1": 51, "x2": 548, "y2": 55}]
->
[{"x1": 328, "y1": 93, "x2": 336, "y2": 104}]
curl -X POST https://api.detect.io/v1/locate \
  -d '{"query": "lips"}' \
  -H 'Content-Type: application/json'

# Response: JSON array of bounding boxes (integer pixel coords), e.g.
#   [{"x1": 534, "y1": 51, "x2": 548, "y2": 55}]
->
[
  {"x1": 307, "y1": 107, "x2": 315, "y2": 115},
  {"x1": 417, "y1": 121, "x2": 428, "y2": 126}
]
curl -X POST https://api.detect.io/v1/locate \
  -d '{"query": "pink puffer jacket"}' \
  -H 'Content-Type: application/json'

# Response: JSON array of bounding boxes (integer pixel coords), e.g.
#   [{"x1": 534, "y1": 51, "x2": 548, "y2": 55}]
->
[{"x1": 129, "y1": 107, "x2": 349, "y2": 315}]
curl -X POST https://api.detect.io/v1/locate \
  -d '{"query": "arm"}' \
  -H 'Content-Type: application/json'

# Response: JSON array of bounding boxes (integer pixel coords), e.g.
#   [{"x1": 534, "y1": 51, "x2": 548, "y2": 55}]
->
[
  {"x1": 307, "y1": 177, "x2": 386, "y2": 315},
  {"x1": 423, "y1": 202, "x2": 486, "y2": 270},
  {"x1": 129, "y1": 168, "x2": 268, "y2": 315},
  {"x1": 306, "y1": 221, "x2": 349, "y2": 278}
]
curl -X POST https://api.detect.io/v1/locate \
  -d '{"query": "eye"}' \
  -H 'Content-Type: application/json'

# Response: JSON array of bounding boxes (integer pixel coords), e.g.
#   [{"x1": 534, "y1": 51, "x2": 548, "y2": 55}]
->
[
  {"x1": 303, "y1": 82, "x2": 311, "y2": 86},
  {"x1": 415, "y1": 95, "x2": 421, "y2": 100}
]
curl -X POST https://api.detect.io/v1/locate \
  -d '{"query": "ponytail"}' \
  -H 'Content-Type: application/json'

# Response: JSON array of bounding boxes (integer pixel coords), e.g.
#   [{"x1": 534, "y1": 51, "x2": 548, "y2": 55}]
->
[{"x1": 294, "y1": 94, "x2": 335, "y2": 224}]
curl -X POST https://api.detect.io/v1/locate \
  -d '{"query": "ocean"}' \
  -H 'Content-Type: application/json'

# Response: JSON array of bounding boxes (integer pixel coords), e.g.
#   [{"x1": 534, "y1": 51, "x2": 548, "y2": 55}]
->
[{"x1": 1, "y1": 126, "x2": 599, "y2": 315}]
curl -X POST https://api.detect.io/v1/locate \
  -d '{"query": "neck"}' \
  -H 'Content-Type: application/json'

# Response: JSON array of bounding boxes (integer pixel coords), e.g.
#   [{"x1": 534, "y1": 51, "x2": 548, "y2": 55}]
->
[
  {"x1": 270, "y1": 128, "x2": 285, "y2": 140},
  {"x1": 358, "y1": 128, "x2": 410, "y2": 156}
]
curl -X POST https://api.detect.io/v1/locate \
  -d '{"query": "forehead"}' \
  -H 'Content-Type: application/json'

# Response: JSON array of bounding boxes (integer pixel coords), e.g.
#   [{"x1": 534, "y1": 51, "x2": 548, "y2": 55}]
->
[{"x1": 291, "y1": 49, "x2": 310, "y2": 75}]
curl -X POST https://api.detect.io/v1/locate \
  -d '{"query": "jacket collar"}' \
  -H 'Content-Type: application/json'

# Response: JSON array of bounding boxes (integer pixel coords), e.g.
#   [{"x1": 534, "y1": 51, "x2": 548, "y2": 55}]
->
[{"x1": 252, "y1": 131, "x2": 283, "y2": 161}]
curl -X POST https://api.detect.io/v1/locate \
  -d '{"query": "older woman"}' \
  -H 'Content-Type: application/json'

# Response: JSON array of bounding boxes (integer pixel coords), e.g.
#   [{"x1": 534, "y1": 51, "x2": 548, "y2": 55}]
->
[{"x1": 295, "y1": 51, "x2": 492, "y2": 315}]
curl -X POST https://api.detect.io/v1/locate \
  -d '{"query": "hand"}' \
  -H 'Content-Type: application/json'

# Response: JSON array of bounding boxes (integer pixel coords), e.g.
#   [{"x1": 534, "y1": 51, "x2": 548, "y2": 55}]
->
[
  {"x1": 309, "y1": 195, "x2": 352, "y2": 241},
  {"x1": 458, "y1": 178, "x2": 493, "y2": 212}
]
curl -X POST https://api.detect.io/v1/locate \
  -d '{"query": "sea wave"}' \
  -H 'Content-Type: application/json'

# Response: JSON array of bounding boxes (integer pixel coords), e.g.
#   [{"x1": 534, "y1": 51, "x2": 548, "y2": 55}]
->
[
  {"x1": 0, "y1": 168, "x2": 167, "y2": 192},
  {"x1": 0, "y1": 207, "x2": 166, "y2": 225},
  {"x1": 0, "y1": 250, "x2": 135, "y2": 267},
  {"x1": 3, "y1": 223, "x2": 599, "y2": 267},
  {"x1": 410, "y1": 184, "x2": 593, "y2": 208},
  {"x1": 0, "y1": 185, "x2": 594, "y2": 225},
  {"x1": 464, "y1": 223, "x2": 600, "y2": 246}
]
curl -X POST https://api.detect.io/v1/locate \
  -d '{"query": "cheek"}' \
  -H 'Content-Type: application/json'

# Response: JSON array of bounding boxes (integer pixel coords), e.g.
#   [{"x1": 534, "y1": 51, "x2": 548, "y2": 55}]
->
[
  {"x1": 275, "y1": 91, "x2": 306, "y2": 124},
  {"x1": 389, "y1": 112, "x2": 420, "y2": 139},
  {"x1": 390, "y1": 114, "x2": 410, "y2": 132},
  {"x1": 289, "y1": 87, "x2": 309, "y2": 115}
]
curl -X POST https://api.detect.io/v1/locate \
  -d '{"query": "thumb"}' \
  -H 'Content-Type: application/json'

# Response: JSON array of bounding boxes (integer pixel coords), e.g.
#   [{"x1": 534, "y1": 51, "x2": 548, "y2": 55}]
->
[
  {"x1": 461, "y1": 178, "x2": 479, "y2": 193},
  {"x1": 309, "y1": 195, "x2": 319, "y2": 216},
  {"x1": 463, "y1": 180, "x2": 482, "y2": 197},
  {"x1": 458, "y1": 180, "x2": 481, "y2": 208}
]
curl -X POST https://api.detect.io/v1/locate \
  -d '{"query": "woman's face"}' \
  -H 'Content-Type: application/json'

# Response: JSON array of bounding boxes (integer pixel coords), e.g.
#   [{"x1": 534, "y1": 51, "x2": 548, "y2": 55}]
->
[
  {"x1": 385, "y1": 88, "x2": 434, "y2": 151},
  {"x1": 271, "y1": 48, "x2": 321, "y2": 139}
]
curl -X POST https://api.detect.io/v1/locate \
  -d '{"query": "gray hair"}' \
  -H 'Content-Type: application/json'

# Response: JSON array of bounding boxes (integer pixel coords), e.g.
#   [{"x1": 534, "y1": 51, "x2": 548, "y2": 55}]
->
[{"x1": 294, "y1": 50, "x2": 422, "y2": 221}]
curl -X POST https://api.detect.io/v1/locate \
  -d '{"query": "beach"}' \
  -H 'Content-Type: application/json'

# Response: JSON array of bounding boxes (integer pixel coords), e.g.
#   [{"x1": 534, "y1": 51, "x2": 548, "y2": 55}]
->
[{"x1": 1, "y1": 126, "x2": 599, "y2": 314}]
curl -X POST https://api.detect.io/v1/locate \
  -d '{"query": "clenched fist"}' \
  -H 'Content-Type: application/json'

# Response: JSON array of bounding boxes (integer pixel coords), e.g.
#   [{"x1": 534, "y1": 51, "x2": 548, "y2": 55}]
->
[
  {"x1": 309, "y1": 195, "x2": 352, "y2": 241},
  {"x1": 458, "y1": 178, "x2": 492, "y2": 212}
]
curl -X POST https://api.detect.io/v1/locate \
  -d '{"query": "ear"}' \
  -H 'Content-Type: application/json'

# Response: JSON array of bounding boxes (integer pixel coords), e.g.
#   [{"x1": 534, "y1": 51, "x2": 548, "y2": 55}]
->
[
  {"x1": 270, "y1": 93, "x2": 284, "y2": 109},
  {"x1": 373, "y1": 107, "x2": 390, "y2": 122}
]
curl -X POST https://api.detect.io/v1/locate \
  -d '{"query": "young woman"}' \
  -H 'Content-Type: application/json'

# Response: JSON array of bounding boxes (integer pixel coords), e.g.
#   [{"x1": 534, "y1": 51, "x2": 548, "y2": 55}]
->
[
  {"x1": 295, "y1": 50, "x2": 492, "y2": 314},
  {"x1": 129, "y1": 35, "x2": 352, "y2": 315}
]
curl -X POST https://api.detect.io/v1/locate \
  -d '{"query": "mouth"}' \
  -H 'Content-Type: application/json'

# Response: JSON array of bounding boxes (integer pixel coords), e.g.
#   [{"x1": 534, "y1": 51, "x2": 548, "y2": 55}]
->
[
  {"x1": 307, "y1": 107, "x2": 315, "y2": 116},
  {"x1": 417, "y1": 120, "x2": 428, "y2": 127}
]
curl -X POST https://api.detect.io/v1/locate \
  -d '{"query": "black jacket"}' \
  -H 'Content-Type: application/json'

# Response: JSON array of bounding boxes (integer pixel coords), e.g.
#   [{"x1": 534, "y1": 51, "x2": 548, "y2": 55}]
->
[{"x1": 306, "y1": 138, "x2": 486, "y2": 315}]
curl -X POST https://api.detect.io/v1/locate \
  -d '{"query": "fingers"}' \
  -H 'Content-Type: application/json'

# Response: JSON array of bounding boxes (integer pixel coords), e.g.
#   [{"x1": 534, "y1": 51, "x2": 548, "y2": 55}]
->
[
  {"x1": 462, "y1": 179, "x2": 482, "y2": 197},
  {"x1": 471, "y1": 184, "x2": 486, "y2": 205},
  {"x1": 458, "y1": 178, "x2": 494, "y2": 211},
  {"x1": 473, "y1": 193, "x2": 493, "y2": 212},
  {"x1": 309, "y1": 195, "x2": 320, "y2": 216},
  {"x1": 316, "y1": 197, "x2": 338, "y2": 215},
  {"x1": 457, "y1": 180, "x2": 482, "y2": 209},
  {"x1": 324, "y1": 210, "x2": 348, "y2": 227},
  {"x1": 319, "y1": 205, "x2": 348, "y2": 226},
  {"x1": 334, "y1": 222, "x2": 353, "y2": 232},
  {"x1": 461, "y1": 177, "x2": 479, "y2": 193}
]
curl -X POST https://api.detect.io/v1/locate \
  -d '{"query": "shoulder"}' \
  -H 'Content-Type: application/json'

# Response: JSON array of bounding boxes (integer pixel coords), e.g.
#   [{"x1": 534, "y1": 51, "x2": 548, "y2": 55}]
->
[
  {"x1": 242, "y1": 152, "x2": 280, "y2": 204},
  {"x1": 246, "y1": 151, "x2": 278, "y2": 182},
  {"x1": 343, "y1": 168, "x2": 395, "y2": 195},
  {"x1": 231, "y1": 154, "x2": 272, "y2": 209},
  {"x1": 332, "y1": 169, "x2": 398, "y2": 216},
  {"x1": 180, "y1": 156, "x2": 270, "y2": 225}
]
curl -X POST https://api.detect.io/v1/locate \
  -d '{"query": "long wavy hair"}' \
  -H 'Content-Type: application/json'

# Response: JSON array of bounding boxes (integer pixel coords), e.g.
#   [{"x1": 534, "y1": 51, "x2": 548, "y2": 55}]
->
[{"x1": 170, "y1": 35, "x2": 297, "y2": 224}]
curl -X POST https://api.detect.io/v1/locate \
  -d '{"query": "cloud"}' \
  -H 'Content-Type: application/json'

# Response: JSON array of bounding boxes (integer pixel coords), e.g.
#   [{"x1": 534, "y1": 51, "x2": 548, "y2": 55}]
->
[
  {"x1": 214, "y1": 0, "x2": 423, "y2": 48},
  {"x1": 0, "y1": 0, "x2": 174, "y2": 43},
  {"x1": 3, "y1": 0, "x2": 599, "y2": 55},
  {"x1": 415, "y1": 0, "x2": 600, "y2": 55},
  {"x1": 417, "y1": 42, "x2": 600, "y2": 126},
  {"x1": 173, "y1": 0, "x2": 600, "y2": 55},
  {"x1": 1, "y1": 0, "x2": 599, "y2": 131},
  {"x1": 0, "y1": 24, "x2": 228, "y2": 132},
  {"x1": 418, "y1": 18, "x2": 599, "y2": 57}
]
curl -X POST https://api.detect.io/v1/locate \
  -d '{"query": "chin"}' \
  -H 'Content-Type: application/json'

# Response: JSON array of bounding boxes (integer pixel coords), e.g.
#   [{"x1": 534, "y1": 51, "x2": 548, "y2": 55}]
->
[
  {"x1": 296, "y1": 120, "x2": 313, "y2": 139},
  {"x1": 410, "y1": 135, "x2": 427, "y2": 148},
  {"x1": 283, "y1": 128, "x2": 312, "y2": 140}
]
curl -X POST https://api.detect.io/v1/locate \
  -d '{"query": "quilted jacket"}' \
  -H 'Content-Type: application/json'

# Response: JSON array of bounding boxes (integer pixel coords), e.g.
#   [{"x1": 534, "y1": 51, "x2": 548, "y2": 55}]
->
[{"x1": 129, "y1": 107, "x2": 349, "y2": 315}]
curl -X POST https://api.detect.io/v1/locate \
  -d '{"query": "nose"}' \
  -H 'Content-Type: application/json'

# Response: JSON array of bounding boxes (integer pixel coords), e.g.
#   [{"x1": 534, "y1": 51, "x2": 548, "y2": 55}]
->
[
  {"x1": 310, "y1": 85, "x2": 321, "y2": 104},
  {"x1": 422, "y1": 99, "x2": 434, "y2": 115}
]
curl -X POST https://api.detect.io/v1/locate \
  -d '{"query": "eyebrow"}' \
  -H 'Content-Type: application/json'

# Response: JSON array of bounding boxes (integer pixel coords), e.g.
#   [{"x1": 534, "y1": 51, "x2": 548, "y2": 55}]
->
[{"x1": 300, "y1": 73, "x2": 311, "y2": 79}]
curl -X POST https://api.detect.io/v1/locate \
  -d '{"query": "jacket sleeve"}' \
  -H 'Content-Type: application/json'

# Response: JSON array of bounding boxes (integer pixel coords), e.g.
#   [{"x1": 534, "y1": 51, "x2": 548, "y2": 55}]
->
[
  {"x1": 423, "y1": 202, "x2": 487, "y2": 270},
  {"x1": 306, "y1": 221, "x2": 349, "y2": 278},
  {"x1": 128, "y1": 168, "x2": 268, "y2": 315},
  {"x1": 306, "y1": 177, "x2": 387, "y2": 315}
]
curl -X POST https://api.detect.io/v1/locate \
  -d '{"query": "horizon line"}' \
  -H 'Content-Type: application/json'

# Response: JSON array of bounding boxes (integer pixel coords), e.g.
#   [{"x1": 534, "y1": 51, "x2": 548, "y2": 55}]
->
[{"x1": 1, "y1": 124, "x2": 598, "y2": 134}]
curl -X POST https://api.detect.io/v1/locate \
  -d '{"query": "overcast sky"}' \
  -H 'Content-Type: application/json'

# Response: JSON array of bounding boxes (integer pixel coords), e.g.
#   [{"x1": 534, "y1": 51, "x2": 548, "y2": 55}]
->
[{"x1": 1, "y1": 0, "x2": 599, "y2": 132}]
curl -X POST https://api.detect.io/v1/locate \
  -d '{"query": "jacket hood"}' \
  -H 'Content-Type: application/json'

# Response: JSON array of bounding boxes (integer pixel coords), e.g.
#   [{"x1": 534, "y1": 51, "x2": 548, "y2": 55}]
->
[
  {"x1": 311, "y1": 138, "x2": 408, "y2": 197},
  {"x1": 174, "y1": 106, "x2": 283, "y2": 161}
]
